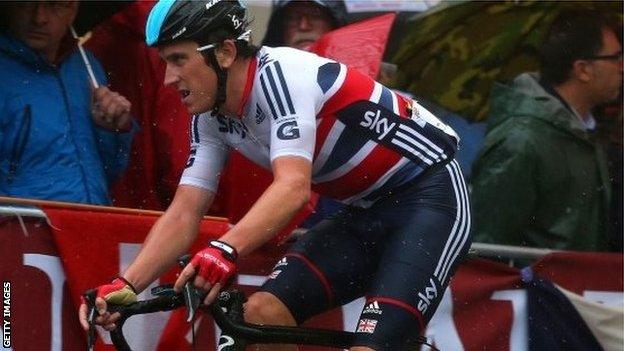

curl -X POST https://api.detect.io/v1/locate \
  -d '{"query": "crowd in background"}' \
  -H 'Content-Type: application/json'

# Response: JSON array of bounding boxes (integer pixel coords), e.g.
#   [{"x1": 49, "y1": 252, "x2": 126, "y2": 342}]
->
[{"x1": 0, "y1": 0, "x2": 622, "y2": 256}]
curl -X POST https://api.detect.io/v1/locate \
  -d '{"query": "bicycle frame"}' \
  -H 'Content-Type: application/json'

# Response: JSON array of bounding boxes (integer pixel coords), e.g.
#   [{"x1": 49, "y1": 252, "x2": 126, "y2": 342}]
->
[{"x1": 102, "y1": 286, "x2": 355, "y2": 350}]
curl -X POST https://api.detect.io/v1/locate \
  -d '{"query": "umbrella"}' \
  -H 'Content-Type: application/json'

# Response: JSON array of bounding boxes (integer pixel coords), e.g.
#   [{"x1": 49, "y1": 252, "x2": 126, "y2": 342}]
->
[
  {"x1": 393, "y1": 0, "x2": 623, "y2": 121},
  {"x1": 73, "y1": 1, "x2": 133, "y2": 88}
]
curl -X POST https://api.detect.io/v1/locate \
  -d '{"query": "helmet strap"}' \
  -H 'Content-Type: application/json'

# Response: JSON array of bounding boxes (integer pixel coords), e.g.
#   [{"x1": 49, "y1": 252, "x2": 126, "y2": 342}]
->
[{"x1": 201, "y1": 49, "x2": 228, "y2": 113}]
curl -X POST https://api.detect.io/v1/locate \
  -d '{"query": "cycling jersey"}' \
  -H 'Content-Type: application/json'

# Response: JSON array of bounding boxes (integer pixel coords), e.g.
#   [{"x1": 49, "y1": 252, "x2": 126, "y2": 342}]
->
[{"x1": 180, "y1": 46, "x2": 459, "y2": 207}]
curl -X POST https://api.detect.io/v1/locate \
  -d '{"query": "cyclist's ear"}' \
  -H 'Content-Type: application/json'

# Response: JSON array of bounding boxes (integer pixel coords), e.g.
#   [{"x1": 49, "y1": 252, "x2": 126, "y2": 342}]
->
[{"x1": 215, "y1": 40, "x2": 238, "y2": 69}]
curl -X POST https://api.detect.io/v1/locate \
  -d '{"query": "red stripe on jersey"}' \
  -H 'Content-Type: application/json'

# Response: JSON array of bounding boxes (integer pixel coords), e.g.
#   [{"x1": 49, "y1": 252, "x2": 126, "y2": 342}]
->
[
  {"x1": 237, "y1": 57, "x2": 258, "y2": 117},
  {"x1": 314, "y1": 67, "x2": 375, "y2": 159},
  {"x1": 312, "y1": 143, "x2": 401, "y2": 200},
  {"x1": 319, "y1": 67, "x2": 375, "y2": 116}
]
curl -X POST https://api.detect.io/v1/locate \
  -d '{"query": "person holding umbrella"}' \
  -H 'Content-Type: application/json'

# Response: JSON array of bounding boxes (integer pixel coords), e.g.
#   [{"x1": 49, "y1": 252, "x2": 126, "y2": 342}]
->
[
  {"x1": 471, "y1": 10, "x2": 622, "y2": 253},
  {"x1": 0, "y1": 1, "x2": 136, "y2": 205}
]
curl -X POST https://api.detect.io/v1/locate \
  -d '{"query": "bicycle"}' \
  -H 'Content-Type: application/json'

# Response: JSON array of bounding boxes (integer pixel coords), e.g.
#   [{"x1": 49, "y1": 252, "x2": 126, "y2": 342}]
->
[{"x1": 83, "y1": 257, "x2": 440, "y2": 351}]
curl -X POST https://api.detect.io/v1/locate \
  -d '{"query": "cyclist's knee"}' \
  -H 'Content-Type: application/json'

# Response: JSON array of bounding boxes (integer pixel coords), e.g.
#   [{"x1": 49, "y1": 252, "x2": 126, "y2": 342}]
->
[{"x1": 244, "y1": 291, "x2": 296, "y2": 326}]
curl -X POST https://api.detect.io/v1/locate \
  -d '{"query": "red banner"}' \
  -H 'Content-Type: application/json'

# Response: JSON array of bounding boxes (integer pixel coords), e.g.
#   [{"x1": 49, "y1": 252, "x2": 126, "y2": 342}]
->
[{"x1": 1, "y1": 204, "x2": 622, "y2": 350}]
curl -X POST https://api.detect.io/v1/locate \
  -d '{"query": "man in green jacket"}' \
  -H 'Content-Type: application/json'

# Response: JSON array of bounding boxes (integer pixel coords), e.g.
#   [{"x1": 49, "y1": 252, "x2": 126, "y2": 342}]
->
[{"x1": 471, "y1": 10, "x2": 622, "y2": 252}]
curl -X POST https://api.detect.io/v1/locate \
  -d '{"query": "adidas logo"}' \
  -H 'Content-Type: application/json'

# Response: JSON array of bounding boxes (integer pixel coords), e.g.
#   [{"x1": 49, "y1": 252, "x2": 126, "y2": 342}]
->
[
  {"x1": 255, "y1": 104, "x2": 266, "y2": 124},
  {"x1": 273, "y1": 257, "x2": 288, "y2": 269},
  {"x1": 363, "y1": 301, "x2": 382, "y2": 315}
]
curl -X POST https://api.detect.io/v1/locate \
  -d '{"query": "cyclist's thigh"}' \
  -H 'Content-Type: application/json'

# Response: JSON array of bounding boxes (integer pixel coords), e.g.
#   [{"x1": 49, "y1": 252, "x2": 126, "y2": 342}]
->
[
  {"x1": 261, "y1": 207, "x2": 386, "y2": 324},
  {"x1": 353, "y1": 160, "x2": 472, "y2": 351}
]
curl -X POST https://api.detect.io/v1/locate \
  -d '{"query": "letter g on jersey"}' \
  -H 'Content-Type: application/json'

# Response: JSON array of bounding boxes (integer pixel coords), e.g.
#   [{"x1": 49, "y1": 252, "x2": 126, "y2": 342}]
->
[{"x1": 277, "y1": 120, "x2": 300, "y2": 140}]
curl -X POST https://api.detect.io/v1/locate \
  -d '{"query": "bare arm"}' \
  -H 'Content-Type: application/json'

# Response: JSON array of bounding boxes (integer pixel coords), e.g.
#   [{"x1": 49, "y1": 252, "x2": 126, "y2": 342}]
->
[
  {"x1": 219, "y1": 156, "x2": 312, "y2": 256},
  {"x1": 123, "y1": 184, "x2": 215, "y2": 292}
]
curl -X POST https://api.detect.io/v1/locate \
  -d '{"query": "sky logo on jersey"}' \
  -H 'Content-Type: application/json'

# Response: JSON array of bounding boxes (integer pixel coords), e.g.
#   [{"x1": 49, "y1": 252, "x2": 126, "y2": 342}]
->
[
  {"x1": 217, "y1": 115, "x2": 248, "y2": 138},
  {"x1": 363, "y1": 301, "x2": 383, "y2": 315},
  {"x1": 338, "y1": 101, "x2": 453, "y2": 167},
  {"x1": 360, "y1": 109, "x2": 396, "y2": 140},
  {"x1": 417, "y1": 278, "x2": 438, "y2": 314},
  {"x1": 356, "y1": 319, "x2": 378, "y2": 334}
]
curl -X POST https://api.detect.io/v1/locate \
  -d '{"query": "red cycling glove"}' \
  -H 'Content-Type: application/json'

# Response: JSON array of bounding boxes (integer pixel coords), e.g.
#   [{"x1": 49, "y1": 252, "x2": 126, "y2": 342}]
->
[{"x1": 190, "y1": 240, "x2": 238, "y2": 288}]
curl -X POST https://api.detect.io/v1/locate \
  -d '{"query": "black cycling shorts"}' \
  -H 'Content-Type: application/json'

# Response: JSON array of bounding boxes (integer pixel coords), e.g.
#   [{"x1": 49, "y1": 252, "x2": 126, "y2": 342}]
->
[{"x1": 261, "y1": 160, "x2": 472, "y2": 351}]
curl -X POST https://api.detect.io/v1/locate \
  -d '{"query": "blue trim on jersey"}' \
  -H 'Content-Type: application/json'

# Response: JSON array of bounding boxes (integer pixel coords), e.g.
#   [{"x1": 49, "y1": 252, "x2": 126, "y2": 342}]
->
[
  {"x1": 145, "y1": 0, "x2": 176, "y2": 46},
  {"x1": 379, "y1": 86, "x2": 394, "y2": 111},
  {"x1": 362, "y1": 161, "x2": 425, "y2": 202},
  {"x1": 317, "y1": 62, "x2": 341, "y2": 94},
  {"x1": 192, "y1": 114, "x2": 200, "y2": 143},
  {"x1": 316, "y1": 127, "x2": 370, "y2": 176}
]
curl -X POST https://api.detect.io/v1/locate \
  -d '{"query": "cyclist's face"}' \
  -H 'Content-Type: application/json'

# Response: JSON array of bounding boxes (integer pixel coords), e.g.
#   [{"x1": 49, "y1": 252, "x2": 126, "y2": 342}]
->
[{"x1": 160, "y1": 40, "x2": 218, "y2": 115}]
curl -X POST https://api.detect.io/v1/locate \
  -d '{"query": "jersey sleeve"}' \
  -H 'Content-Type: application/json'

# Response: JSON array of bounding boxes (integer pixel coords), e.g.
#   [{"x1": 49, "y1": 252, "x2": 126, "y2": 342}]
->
[
  {"x1": 256, "y1": 58, "x2": 319, "y2": 163},
  {"x1": 179, "y1": 113, "x2": 229, "y2": 193}
]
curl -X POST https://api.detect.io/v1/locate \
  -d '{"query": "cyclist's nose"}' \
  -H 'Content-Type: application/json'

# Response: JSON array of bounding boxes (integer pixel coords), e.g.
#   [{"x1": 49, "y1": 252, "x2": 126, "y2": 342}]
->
[{"x1": 164, "y1": 64, "x2": 180, "y2": 87}]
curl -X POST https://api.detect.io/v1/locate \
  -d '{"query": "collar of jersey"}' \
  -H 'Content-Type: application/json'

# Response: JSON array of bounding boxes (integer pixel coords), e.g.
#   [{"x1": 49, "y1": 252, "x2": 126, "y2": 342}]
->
[{"x1": 237, "y1": 56, "x2": 258, "y2": 117}]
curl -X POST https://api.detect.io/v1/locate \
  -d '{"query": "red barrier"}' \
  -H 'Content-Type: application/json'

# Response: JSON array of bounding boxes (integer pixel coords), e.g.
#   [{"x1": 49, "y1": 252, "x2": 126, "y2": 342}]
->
[{"x1": 1, "y1": 203, "x2": 622, "y2": 350}]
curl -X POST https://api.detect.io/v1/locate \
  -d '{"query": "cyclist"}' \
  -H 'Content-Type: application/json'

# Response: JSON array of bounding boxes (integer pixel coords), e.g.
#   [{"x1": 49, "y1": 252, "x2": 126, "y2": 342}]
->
[{"x1": 78, "y1": 1, "x2": 472, "y2": 350}]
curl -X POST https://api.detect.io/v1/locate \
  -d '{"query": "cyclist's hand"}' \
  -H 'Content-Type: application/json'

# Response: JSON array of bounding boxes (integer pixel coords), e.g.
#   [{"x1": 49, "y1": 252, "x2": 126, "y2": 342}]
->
[
  {"x1": 78, "y1": 277, "x2": 137, "y2": 331},
  {"x1": 174, "y1": 241, "x2": 238, "y2": 305}
]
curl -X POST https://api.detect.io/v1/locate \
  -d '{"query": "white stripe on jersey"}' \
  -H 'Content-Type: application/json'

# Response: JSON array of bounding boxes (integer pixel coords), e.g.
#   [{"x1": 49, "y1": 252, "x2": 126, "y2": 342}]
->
[
  {"x1": 312, "y1": 120, "x2": 345, "y2": 176},
  {"x1": 370, "y1": 82, "x2": 383, "y2": 105},
  {"x1": 314, "y1": 140, "x2": 377, "y2": 183},
  {"x1": 390, "y1": 138, "x2": 434, "y2": 165},
  {"x1": 399, "y1": 123, "x2": 445, "y2": 155}
]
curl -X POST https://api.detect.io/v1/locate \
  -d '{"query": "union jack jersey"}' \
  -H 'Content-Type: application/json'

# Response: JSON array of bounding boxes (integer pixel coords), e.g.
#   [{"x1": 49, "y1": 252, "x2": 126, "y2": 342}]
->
[{"x1": 180, "y1": 46, "x2": 459, "y2": 207}]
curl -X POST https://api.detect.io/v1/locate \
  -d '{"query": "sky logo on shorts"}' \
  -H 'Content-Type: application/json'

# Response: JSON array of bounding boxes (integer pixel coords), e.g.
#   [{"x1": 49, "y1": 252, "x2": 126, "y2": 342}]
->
[
  {"x1": 356, "y1": 319, "x2": 378, "y2": 334},
  {"x1": 363, "y1": 300, "x2": 382, "y2": 315}
]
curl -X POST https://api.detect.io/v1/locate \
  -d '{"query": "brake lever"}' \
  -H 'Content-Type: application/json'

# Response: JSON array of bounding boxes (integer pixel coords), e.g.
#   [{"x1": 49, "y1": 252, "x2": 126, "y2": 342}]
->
[
  {"x1": 177, "y1": 255, "x2": 201, "y2": 322},
  {"x1": 83, "y1": 289, "x2": 98, "y2": 351}
]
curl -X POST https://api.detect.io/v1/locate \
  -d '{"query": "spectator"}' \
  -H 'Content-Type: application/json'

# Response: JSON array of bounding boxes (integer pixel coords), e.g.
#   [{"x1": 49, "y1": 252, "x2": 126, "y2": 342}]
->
[
  {"x1": 470, "y1": 11, "x2": 622, "y2": 251},
  {"x1": 262, "y1": 0, "x2": 347, "y2": 50},
  {"x1": 0, "y1": 1, "x2": 135, "y2": 205}
]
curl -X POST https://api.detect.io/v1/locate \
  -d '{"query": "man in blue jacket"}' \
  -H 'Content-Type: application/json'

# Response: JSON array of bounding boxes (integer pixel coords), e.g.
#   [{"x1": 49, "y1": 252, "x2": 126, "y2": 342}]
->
[{"x1": 0, "y1": 1, "x2": 136, "y2": 205}]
